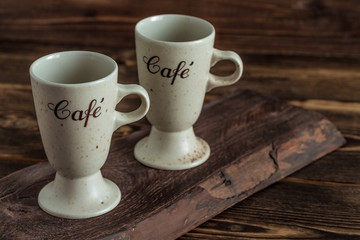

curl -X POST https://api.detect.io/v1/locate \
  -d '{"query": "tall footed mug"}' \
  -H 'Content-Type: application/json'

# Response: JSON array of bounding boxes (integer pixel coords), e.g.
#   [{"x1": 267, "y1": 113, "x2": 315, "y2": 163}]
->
[
  {"x1": 134, "y1": 14, "x2": 243, "y2": 170},
  {"x1": 30, "y1": 51, "x2": 150, "y2": 218}
]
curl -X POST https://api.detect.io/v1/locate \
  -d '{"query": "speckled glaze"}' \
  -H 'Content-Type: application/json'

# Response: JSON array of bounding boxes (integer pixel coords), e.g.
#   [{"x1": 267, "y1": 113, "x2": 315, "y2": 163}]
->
[
  {"x1": 134, "y1": 14, "x2": 243, "y2": 170},
  {"x1": 30, "y1": 51, "x2": 150, "y2": 219}
]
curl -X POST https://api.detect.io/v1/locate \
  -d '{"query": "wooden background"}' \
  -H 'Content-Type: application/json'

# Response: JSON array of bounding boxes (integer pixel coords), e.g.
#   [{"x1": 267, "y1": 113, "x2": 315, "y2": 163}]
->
[{"x1": 0, "y1": 0, "x2": 360, "y2": 238}]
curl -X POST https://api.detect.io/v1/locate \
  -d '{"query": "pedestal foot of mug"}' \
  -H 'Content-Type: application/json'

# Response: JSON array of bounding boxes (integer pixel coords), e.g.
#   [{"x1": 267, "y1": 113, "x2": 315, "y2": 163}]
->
[
  {"x1": 38, "y1": 171, "x2": 121, "y2": 219},
  {"x1": 134, "y1": 127, "x2": 210, "y2": 170}
]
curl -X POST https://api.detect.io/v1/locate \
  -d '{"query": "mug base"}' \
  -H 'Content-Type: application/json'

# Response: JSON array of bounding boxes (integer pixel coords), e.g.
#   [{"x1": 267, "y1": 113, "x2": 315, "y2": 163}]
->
[
  {"x1": 134, "y1": 127, "x2": 210, "y2": 170},
  {"x1": 38, "y1": 171, "x2": 121, "y2": 219}
]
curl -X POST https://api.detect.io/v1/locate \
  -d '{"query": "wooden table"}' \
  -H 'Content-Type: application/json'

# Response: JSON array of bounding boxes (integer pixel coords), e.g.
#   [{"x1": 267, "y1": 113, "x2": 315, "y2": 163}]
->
[{"x1": 1, "y1": 0, "x2": 359, "y2": 239}]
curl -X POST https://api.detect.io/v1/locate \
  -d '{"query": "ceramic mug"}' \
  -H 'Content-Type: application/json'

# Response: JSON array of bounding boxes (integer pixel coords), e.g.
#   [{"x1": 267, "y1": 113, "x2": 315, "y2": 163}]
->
[
  {"x1": 134, "y1": 14, "x2": 243, "y2": 170},
  {"x1": 30, "y1": 51, "x2": 150, "y2": 219}
]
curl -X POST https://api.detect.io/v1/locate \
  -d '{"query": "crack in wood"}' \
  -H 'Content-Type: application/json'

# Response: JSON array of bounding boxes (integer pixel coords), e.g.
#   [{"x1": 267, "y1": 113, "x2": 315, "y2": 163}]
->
[
  {"x1": 269, "y1": 141, "x2": 279, "y2": 172},
  {"x1": 219, "y1": 171, "x2": 232, "y2": 187},
  {"x1": 209, "y1": 171, "x2": 232, "y2": 192}
]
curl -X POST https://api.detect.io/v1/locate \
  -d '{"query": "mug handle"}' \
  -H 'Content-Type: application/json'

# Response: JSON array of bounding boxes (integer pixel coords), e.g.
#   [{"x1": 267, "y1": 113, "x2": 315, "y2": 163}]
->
[
  {"x1": 206, "y1": 48, "x2": 243, "y2": 92},
  {"x1": 113, "y1": 84, "x2": 150, "y2": 131}
]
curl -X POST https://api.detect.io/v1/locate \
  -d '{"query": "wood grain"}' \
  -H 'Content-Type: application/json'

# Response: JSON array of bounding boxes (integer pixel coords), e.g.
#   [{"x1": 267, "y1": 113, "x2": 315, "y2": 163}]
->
[
  {"x1": 181, "y1": 147, "x2": 360, "y2": 239},
  {"x1": 0, "y1": 0, "x2": 359, "y2": 238},
  {"x1": 2, "y1": 50, "x2": 360, "y2": 103},
  {"x1": 181, "y1": 102, "x2": 360, "y2": 239},
  {"x1": 1, "y1": 0, "x2": 359, "y2": 58},
  {"x1": 0, "y1": 90, "x2": 344, "y2": 239}
]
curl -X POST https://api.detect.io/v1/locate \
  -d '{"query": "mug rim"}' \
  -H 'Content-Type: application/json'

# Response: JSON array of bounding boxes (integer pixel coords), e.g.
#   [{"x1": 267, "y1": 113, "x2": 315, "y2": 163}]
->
[
  {"x1": 30, "y1": 51, "x2": 118, "y2": 87},
  {"x1": 135, "y1": 14, "x2": 215, "y2": 44}
]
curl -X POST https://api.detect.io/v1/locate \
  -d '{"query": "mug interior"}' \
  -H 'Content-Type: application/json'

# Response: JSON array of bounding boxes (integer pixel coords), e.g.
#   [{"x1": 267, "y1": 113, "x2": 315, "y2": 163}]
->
[
  {"x1": 30, "y1": 51, "x2": 116, "y2": 84},
  {"x1": 136, "y1": 14, "x2": 214, "y2": 42}
]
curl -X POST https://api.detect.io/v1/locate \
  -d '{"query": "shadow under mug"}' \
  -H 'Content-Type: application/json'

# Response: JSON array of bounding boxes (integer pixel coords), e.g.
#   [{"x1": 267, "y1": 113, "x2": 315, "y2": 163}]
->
[
  {"x1": 30, "y1": 51, "x2": 150, "y2": 218},
  {"x1": 134, "y1": 14, "x2": 243, "y2": 170}
]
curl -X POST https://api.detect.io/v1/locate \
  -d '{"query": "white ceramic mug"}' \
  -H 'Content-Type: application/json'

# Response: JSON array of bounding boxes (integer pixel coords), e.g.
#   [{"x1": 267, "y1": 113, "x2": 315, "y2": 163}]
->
[
  {"x1": 30, "y1": 51, "x2": 150, "y2": 219},
  {"x1": 134, "y1": 14, "x2": 243, "y2": 170}
]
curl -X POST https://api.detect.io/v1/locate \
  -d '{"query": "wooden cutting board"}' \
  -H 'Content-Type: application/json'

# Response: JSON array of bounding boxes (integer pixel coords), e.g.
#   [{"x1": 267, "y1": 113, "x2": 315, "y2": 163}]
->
[{"x1": 0, "y1": 89, "x2": 345, "y2": 240}]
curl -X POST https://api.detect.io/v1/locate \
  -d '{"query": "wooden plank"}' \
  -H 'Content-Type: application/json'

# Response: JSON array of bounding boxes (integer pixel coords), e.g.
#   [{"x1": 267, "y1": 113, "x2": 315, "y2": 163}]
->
[
  {"x1": 2, "y1": 47, "x2": 360, "y2": 102},
  {"x1": 212, "y1": 55, "x2": 360, "y2": 102},
  {"x1": 181, "y1": 148, "x2": 360, "y2": 239},
  {"x1": 0, "y1": 89, "x2": 344, "y2": 239},
  {"x1": 0, "y1": 0, "x2": 359, "y2": 58}
]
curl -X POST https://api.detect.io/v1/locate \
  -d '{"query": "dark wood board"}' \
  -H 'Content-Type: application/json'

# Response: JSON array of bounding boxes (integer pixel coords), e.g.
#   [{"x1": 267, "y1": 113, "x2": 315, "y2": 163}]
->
[
  {"x1": 0, "y1": 89, "x2": 345, "y2": 239},
  {"x1": 1, "y1": 0, "x2": 359, "y2": 58}
]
